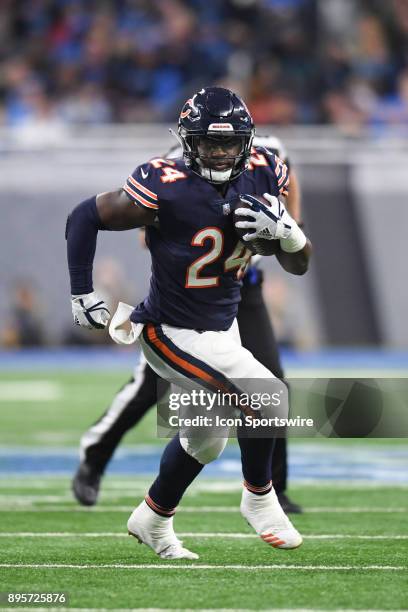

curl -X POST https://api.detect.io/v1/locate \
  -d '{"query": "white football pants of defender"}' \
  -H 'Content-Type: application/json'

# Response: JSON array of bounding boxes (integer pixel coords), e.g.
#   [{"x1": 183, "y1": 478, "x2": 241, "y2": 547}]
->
[{"x1": 139, "y1": 319, "x2": 277, "y2": 465}]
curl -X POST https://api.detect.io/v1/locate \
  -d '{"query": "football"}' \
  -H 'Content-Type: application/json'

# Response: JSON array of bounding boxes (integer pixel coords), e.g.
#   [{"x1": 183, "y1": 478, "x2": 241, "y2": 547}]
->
[{"x1": 233, "y1": 194, "x2": 281, "y2": 256}]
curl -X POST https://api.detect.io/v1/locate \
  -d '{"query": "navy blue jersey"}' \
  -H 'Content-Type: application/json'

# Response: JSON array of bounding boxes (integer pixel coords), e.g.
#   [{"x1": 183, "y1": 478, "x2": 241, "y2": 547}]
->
[
  {"x1": 123, "y1": 148, "x2": 289, "y2": 331},
  {"x1": 243, "y1": 136, "x2": 290, "y2": 287}
]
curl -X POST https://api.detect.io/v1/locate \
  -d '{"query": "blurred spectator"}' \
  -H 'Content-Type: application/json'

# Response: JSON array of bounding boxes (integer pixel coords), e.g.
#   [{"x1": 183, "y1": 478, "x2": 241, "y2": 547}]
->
[
  {"x1": 1, "y1": 280, "x2": 46, "y2": 348},
  {"x1": 367, "y1": 68, "x2": 408, "y2": 126},
  {"x1": 57, "y1": 83, "x2": 112, "y2": 123},
  {"x1": 0, "y1": 0, "x2": 408, "y2": 127}
]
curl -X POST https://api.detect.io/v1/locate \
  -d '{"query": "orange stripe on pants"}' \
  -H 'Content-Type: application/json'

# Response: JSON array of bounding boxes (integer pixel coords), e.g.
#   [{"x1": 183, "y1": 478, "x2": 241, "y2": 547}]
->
[{"x1": 146, "y1": 324, "x2": 220, "y2": 388}]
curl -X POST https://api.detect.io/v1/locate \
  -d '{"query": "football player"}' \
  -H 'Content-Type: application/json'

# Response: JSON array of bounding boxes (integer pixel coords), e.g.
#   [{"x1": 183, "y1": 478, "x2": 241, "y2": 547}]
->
[
  {"x1": 66, "y1": 87, "x2": 311, "y2": 559},
  {"x1": 72, "y1": 135, "x2": 303, "y2": 514}
]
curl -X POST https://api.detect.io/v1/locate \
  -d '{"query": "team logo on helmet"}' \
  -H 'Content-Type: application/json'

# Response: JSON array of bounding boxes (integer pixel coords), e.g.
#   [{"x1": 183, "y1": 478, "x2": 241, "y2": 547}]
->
[{"x1": 180, "y1": 96, "x2": 200, "y2": 121}]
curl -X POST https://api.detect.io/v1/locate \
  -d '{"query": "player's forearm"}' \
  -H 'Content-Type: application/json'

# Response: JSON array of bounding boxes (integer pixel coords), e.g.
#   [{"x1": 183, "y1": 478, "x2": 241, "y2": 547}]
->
[
  {"x1": 276, "y1": 239, "x2": 312, "y2": 275},
  {"x1": 66, "y1": 195, "x2": 106, "y2": 295}
]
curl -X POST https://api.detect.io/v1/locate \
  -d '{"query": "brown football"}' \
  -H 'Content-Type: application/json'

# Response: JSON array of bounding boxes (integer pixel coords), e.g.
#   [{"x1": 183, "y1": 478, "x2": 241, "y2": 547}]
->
[{"x1": 233, "y1": 194, "x2": 281, "y2": 256}]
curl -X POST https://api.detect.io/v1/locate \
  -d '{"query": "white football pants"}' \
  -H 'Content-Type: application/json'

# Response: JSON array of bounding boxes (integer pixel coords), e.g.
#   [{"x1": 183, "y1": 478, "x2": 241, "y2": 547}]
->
[{"x1": 139, "y1": 319, "x2": 276, "y2": 465}]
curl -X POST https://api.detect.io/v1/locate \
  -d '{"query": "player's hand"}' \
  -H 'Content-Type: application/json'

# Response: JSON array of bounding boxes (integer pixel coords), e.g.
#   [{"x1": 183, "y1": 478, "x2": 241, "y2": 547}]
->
[
  {"x1": 71, "y1": 291, "x2": 110, "y2": 329},
  {"x1": 235, "y1": 193, "x2": 292, "y2": 242},
  {"x1": 263, "y1": 193, "x2": 307, "y2": 253}
]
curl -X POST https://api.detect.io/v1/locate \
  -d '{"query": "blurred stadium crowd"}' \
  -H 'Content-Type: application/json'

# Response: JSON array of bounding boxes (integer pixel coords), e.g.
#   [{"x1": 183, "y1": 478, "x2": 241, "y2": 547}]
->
[{"x1": 1, "y1": 0, "x2": 408, "y2": 128}]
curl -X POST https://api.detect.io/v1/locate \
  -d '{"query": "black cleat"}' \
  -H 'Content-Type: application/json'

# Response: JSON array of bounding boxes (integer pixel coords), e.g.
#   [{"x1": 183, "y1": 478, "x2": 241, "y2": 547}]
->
[
  {"x1": 277, "y1": 492, "x2": 303, "y2": 514},
  {"x1": 72, "y1": 462, "x2": 102, "y2": 506}
]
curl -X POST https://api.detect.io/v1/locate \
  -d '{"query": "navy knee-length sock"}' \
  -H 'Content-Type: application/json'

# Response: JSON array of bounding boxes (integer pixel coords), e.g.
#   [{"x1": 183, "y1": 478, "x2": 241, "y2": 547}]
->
[
  {"x1": 146, "y1": 434, "x2": 204, "y2": 516},
  {"x1": 238, "y1": 427, "x2": 275, "y2": 495}
]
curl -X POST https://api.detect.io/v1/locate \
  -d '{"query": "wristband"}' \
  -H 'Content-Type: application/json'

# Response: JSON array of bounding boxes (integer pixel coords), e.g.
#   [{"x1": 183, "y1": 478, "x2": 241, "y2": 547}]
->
[{"x1": 280, "y1": 223, "x2": 307, "y2": 253}]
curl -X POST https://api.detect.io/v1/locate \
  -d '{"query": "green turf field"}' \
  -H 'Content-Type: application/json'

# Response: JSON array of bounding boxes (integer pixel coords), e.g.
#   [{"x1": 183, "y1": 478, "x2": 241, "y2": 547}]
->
[
  {"x1": 0, "y1": 370, "x2": 407, "y2": 609},
  {"x1": 0, "y1": 480, "x2": 407, "y2": 610},
  {"x1": 0, "y1": 371, "x2": 157, "y2": 446},
  {"x1": 1, "y1": 371, "x2": 407, "y2": 447}
]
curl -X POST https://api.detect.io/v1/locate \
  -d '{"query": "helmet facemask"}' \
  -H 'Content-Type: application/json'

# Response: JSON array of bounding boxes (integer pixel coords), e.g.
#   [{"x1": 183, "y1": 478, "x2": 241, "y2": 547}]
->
[{"x1": 181, "y1": 131, "x2": 254, "y2": 184}]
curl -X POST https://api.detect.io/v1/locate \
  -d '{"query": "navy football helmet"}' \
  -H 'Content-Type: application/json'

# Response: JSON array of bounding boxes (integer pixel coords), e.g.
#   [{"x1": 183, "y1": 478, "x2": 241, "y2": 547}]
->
[{"x1": 178, "y1": 87, "x2": 255, "y2": 184}]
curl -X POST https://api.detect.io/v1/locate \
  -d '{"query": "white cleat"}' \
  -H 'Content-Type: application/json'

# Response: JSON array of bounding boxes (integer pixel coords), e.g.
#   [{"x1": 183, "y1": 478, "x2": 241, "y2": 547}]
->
[
  {"x1": 240, "y1": 486, "x2": 303, "y2": 550},
  {"x1": 127, "y1": 500, "x2": 199, "y2": 560}
]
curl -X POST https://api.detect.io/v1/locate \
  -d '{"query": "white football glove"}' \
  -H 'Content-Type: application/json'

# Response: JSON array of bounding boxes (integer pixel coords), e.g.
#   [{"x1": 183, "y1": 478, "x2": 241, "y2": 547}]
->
[
  {"x1": 71, "y1": 291, "x2": 110, "y2": 330},
  {"x1": 235, "y1": 193, "x2": 292, "y2": 242},
  {"x1": 235, "y1": 193, "x2": 306, "y2": 252}
]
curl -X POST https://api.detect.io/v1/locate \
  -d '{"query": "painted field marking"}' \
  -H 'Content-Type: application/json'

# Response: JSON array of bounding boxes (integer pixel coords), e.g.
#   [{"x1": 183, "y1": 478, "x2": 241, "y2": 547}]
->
[
  {"x1": 0, "y1": 504, "x2": 406, "y2": 513},
  {"x1": 0, "y1": 478, "x2": 407, "y2": 490},
  {"x1": 0, "y1": 563, "x2": 405, "y2": 571},
  {"x1": 1, "y1": 443, "x2": 407, "y2": 486},
  {"x1": 0, "y1": 532, "x2": 407, "y2": 540},
  {"x1": 1, "y1": 492, "x2": 407, "y2": 511},
  {"x1": 0, "y1": 495, "x2": 81, "y2": 503},
  {"x1": 0, "y1": 381, "x2": 62, "y2": 401},
  {"x1": 0, "y1": 609, "x2": 407, "y2": 612}
]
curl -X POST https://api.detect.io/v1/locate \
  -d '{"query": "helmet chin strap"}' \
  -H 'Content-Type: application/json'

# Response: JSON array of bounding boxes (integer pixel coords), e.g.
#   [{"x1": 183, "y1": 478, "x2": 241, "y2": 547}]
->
[{"x1": 196, "y1": 159, "x2": 233, "y2": 183}]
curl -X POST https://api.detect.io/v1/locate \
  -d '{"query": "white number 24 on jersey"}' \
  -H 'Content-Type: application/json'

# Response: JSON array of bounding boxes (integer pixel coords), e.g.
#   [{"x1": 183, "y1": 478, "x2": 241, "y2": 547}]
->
[{"x1": 185, "y1": 227, "x2": 252, "y2": 288}]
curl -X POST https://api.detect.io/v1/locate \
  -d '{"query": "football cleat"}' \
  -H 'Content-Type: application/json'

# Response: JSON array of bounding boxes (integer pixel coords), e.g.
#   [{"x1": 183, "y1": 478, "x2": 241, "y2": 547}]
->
[
  {"x1": 240, "y1": 486, "x2": 303, "y2": 549},
  {"x1": 127, "y1": 500, "x2": 199, "y2": 560},
  {"x1": 72, "y1": 462, "x2": 102, "y2": 506}
]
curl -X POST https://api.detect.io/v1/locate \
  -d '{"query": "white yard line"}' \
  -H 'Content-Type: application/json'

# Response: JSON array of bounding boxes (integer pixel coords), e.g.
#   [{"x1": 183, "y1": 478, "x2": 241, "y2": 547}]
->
[
  {"x1": 302, "y1": 507, "x2": 407, "y2": 513},
  {"x1": 1, "y1": 609, "x2": 406, "y2": 612},
  {"x1": 0, "y1": 495, "x2": 82, "y2": 502},
  {"x1": 0, "y1": 532, "x2": 407, "y2": 540},
  {"x1": 0, "y1": 381, "x2": 62, "y2": 401},
  {"x1": 0, "y1": 563, "x2": 405, "y2": 571},
  {"x1": 0, "y1": 478, "x2": 407, "y2": 490},
  {"x1": 2, "y1": 494, "x2": 408, "y2": 510},
  {"x1": 0, "y1": 504, "x2": 406, "y2": 513}
]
